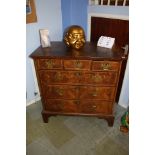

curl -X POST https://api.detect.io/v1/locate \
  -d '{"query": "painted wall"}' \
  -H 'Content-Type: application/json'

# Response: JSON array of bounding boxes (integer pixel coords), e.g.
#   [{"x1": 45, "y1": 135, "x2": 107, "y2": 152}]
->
[
  {"x1": 26, "y1": 0, "x2": 62, "y2": 104},
  {"x1": 61, "y1": 0, "x2": 88, "y2": 38},
  {"x1": 61, "y1": 0, "x2": 71, "y2": 34}
]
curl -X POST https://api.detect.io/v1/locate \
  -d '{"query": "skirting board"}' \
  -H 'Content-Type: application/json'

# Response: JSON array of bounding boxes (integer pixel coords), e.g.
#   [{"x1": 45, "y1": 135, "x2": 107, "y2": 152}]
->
[{"x1": 26, "y1": 96, "x2": 41, "y2": 107}]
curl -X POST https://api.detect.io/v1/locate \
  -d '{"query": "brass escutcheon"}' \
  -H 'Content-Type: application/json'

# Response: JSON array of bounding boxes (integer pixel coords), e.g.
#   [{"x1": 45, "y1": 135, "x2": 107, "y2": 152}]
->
[
  {"x1": 91, "y1": 74, "x2": 102, "y2": 82},
  {"x1": 75, "y1": 72, "x2": 82, "y2": 77},
  {"x1": 54, "y1": 72, "x2": 63, "y2": 81},
  {"x1": 92, "y1": 92, "x2": 97, "y2": 97}
]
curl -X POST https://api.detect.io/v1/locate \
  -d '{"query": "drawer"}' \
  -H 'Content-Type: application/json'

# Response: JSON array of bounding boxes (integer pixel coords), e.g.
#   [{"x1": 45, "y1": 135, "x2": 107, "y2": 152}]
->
[
  {"x1": 79, "y1": 100, "x2": 112, "y2": 114},
  {"x1": 39, "y1": 71, "x2": 117, "y2": 86},
  {"x1": 43, "y1": 85, "x2": 79, "y2": 99},
  {"x1": 37, "y1": 59, "x2": 63, "y2": 69},
  {"x1": 44, "y1": 99, "x2": 112, "y2": 114},
  {"x1": 83, "y1": 72, "x2": 117, "y2": 86},
  {"x1": 44, "y1": 99, "x2": 79, "y2": 113},
  {"x1": 79, "y1": 86, "x2": 115, "y2": 101},
  {"x1": 64, "y1": 60, "x2": 91, "y2": 70},
  {"x1": 39, "y1": 71, "x2": 82, "y2": 84},
  {"x1": 92, "y1": 61, "x2": 120, "y2": 71}
]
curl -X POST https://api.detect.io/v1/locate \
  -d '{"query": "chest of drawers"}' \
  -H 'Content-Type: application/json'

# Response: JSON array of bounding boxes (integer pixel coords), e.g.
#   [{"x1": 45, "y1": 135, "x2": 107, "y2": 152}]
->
[{"x1": 30, "y1": 42, "x2": 126, "y2": 126}]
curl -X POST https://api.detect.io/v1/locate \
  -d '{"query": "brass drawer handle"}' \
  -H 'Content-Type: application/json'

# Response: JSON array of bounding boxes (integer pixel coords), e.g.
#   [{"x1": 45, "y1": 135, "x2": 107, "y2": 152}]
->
[
  {"x1": 54, "y1": 88, "x2": 64, "y2": 96},
  {"x1": 101, "y1": 63, "x2": 111, "y2": 70},
  {"x1": 45, "y1": 60, "x2": 55, "y2": 68},
  {"x1": 75, "y1": 60, "x2": 82, "y2": 68}
]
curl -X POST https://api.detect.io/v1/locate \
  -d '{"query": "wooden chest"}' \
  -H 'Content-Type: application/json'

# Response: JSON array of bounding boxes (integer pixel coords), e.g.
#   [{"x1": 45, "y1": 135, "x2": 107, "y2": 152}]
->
[{"x1": 30, "y1": 42, "x2": 126, "y2": 126}]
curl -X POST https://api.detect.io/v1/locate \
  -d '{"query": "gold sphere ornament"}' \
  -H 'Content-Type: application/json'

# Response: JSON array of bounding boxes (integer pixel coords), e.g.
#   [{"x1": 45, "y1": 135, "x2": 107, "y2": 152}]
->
[{"x1": 64, "y1": 25, "x2": 86, "y2": 50}]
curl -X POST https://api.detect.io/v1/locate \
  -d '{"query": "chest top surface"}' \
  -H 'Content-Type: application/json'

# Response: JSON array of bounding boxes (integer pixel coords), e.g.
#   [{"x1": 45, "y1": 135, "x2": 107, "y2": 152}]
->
[{"x1": 30, "y1": 42, "x2": 126, "y2": 60}]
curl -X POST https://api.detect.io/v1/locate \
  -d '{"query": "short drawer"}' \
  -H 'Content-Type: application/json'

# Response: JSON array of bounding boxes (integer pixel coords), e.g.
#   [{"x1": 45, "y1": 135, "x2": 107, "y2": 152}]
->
[
  {"x1": 64, "y1": 60, "x2": 91, "y2": 70},
  {"x1": 79, "y1": 86, "x2": 115, "y2": 101},
  {"x1": 79, "y1": 100, "x2": 112, "y2": 114},
  {"x1": 37, "y1": 59, "x2": 63, "y2": 69},
  {"x1": 92, "y1": 61, "x2": 120, "y2": 71},
  {"x1": 44, "y1": 99, "x2": 79, "y2": 113}
]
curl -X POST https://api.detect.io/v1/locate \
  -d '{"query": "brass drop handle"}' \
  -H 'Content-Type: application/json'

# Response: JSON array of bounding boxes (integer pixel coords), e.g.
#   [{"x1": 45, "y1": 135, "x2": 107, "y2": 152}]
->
[
  {"x1": 54, "y1": 88, "x2": 64, "y2": 96},
  {"x1": 75, "y1": 60, "x2": 82, "y2": 68},
  {"x1": 101, "y1": 63, "x2": 111, "y2": 70},
  {"x1": 45, "y1": 60, "x2": 55, "y2": 68}
]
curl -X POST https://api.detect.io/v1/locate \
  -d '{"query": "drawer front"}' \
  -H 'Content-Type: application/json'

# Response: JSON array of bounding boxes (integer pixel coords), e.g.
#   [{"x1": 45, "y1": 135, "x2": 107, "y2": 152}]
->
[
  {"x1": 39, "y1": 71, "x2": 117, "y2": 86},
  {"x1": 43, "y1": 85, "x2": 78, "y2": 99},
  {"x1": 44, "y1": 99, "x2": 112, "y2": 114},
  {"x1": 64, "y1": 60, "x2": 91, "y2": 70},
  {"x1": 79, "y1": 100, "x2": 112, "y2": 114},
  {"x1": 92, "y1": 61, "x2": 120, "y2": 71},
  {"x1": 37, "y1": 59, "x2": 63, "y2": 69},
  {"x1": 79, "y1": 86, "x2": 115, "y2": 100},
  {"x1": 39, "y1": 71, "x2": 82, "y2": 84},
  {"x1": 44, "y1": 99, "x2": 79, "y2": 113},
  {"x1": 83, "y1": 72, "x2": 117, "y2": 86}
]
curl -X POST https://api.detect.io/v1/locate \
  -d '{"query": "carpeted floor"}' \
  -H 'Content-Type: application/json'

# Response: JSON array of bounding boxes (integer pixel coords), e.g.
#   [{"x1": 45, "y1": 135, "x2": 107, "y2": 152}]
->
[{"x1": 26, "y1": 100, "x2": 129, "y2": 155}]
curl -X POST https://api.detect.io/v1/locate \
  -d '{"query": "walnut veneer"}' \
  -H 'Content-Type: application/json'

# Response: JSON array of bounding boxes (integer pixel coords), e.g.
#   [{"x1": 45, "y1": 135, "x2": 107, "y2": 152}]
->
[{"x1": 30, "y1": 42, "x2": 126, "y2": 126}]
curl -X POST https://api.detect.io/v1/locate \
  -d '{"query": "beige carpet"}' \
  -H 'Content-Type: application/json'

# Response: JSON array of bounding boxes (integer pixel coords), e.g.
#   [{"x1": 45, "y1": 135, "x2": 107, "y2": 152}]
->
[{"x1": 26, "y1": 100, "x2": 129, "y2": 155}]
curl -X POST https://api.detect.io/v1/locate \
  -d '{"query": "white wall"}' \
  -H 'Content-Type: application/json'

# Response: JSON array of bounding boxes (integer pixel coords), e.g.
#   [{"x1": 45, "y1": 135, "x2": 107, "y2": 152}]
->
[
  {"x1": 118, "y1": 59, "x2": 129, "y2": 108},
  {"x1": 88, "y1": 5, "x2": 129, "y2": 15},
  {"x1": 26, "y1": 0, "x2": 62, "y2": 104}
]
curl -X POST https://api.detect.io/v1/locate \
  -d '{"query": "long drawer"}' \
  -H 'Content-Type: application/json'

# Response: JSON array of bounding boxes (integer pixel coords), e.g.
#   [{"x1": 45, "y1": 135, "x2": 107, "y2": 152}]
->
[
  {"x1": 39, "y1": 70, "x2": 118, "y2": 86},
  {"x1": 44, "y1": 99, "x2": 113, "y2": 114},
  {"x1": 42, "y1": 85, "x2": 115, "y2": 101}
]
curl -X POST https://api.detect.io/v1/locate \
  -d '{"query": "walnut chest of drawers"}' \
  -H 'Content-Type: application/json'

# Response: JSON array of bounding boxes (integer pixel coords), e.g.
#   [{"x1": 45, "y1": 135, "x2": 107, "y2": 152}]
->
[{"x1": 30, "y1": 42, "x2": 125, "y2": 126}]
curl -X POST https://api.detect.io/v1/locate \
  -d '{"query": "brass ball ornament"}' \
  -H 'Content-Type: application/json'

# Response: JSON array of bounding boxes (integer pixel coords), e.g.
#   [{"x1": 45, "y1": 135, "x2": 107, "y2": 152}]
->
[{"x1": 64, "y1": 25, "x2": 86, "y2": 50}]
